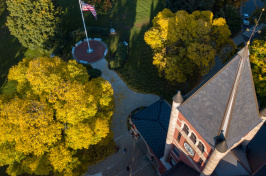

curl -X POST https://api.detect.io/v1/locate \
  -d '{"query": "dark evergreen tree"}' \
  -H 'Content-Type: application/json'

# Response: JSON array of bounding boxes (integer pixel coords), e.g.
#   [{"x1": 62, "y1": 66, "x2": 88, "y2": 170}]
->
[
  {"x1": 169, "y1": 0, "x2": 214, "y2": 13},
  {"x1": 86, "y1": 0, "x2": 113, "y2": 15},
  {"x1": 215, "y1": 5, "x2": 242, "y2": 35},
  {"x1": 6, "y1": 0, "x2": 62, "y2": 52}
]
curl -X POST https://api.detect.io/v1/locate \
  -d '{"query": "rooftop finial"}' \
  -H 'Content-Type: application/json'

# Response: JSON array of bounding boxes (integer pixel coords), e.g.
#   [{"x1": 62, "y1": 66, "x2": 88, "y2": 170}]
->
[{"x1": 173, "y1": 90, "x2": 183, "y2": 104}]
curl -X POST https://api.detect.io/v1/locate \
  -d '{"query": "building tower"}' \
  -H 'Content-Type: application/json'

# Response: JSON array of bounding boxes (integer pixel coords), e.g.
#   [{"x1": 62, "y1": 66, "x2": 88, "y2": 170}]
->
[{"x1": 163, "y1": 45, "x2": 265, "y2": 176}]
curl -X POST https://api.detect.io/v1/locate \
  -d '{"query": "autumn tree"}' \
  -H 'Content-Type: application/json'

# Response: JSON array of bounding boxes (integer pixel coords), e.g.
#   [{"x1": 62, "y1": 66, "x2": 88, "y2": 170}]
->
[
  {"x1": 0, "y1": 57, "x2": 114, "y2": 176},
  {"x1": 250, "y1": 40, "x2": 266, "y2": 107},
  {"x1": 6, "y1": 0, "x2": 62, "y2": 52},
  {"x1": 144, "y1": 9, "x2": 236, "y2": 82}
]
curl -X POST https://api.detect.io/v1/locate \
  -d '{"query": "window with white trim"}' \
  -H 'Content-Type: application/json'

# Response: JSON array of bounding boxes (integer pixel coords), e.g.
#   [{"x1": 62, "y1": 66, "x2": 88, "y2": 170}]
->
[
  {"x1": 177, "y1": 132, "x2": 181, "y2": 142},
  {"x1": 197, "y1": 142, "x2": 205, "y2": 153},
  {"x1": 197, "y1": 158, "x2": 203, "y2": 167},
  {"x1": 183, "y1": 124, "x2": 189, "y2": 135},
  {"x1": 190, "y1": 133, "x2": 196, "y2": 144}
]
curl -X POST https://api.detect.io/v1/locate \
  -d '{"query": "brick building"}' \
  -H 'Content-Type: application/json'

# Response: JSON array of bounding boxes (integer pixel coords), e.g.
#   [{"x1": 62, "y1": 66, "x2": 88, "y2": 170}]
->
[{"x1": 130, "y1": 46, "x2": 266, "y2": 175}]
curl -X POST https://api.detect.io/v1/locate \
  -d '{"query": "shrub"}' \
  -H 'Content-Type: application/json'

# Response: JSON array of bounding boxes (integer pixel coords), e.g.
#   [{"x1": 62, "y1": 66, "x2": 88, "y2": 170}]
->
[
  {"x1": 84, "y1": 64, "x2": 93, "y2": 71},
  {"x1": 109, "y1": 42, "x2": 128, "y2": 70},
  {"x1": 88, "y1": 68, "x2": 102, "y2": 79}
]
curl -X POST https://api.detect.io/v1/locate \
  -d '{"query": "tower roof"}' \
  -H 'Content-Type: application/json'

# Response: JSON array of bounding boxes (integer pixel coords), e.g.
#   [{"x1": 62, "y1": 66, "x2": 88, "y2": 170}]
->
[
  {"x1": 173, "y1": 91, "x2": 183, "y2": 104},
  {"x1": 178, "y1": 46, "x2": 262, "y2": 149}
]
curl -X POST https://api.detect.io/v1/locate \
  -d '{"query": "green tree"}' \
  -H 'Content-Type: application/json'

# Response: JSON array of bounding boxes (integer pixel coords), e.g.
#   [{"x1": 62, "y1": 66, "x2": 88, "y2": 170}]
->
[
  {"x1": 251, "y1": 7, "x2": 266, "y2": 25},
  {"x1": 213, "y1": 0, "x2": 248, "y2": 12},
  {"x1": 0, "y1": 57, "x2": 114, "y2": 176},
  {"x1": 86, "y1": 0, "x2": 113, "y2": 15},
  {"x1": 144, "y1": 9, "x2": 236, "y2": 82},
  {"x1": 6, "y1": 0, "x2": 62, "y2": 52},
  {"x1": 250, "y1": 40, "x2": 266, "y2": 107},
  {"x1": 215, "y1": 5, "x2": 242, "y2": 35}
]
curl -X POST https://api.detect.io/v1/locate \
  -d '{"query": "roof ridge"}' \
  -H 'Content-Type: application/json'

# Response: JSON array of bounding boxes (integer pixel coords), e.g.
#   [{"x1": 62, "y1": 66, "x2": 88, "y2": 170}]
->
[
  {"x1": 219, "y1": 51, "x2": 246, "y2": 138},
  {"x1": 181, "y1": 54, "x2": 241, "y2": 105}
]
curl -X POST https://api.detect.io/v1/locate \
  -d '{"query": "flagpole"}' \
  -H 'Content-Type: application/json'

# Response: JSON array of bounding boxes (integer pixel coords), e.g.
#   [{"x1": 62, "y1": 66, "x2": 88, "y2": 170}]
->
[{"x1": 78, "y1": 0, "x2": 93, "y2": 53}]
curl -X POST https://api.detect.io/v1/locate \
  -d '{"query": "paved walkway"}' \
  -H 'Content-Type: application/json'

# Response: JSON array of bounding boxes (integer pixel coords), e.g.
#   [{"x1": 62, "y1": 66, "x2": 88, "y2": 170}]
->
[
  {"x1": 85, "y1": 59, "x2": 159, "y2": 176},
  {"x1": 84, "y1": 30, "x2": 247, "y2": 176}
]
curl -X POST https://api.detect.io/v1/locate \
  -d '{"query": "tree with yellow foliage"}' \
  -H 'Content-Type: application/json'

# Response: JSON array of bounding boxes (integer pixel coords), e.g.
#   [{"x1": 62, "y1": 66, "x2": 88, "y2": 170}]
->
[
  {"x1": 0, "y1": 57, "x2": 114, "y2": 176},
  {"x1": 250, "y1": 40, "x2": 266, "y2": 106},
  {"x1": 144, "y1": 9, "x2": 236, "y2": 82}
]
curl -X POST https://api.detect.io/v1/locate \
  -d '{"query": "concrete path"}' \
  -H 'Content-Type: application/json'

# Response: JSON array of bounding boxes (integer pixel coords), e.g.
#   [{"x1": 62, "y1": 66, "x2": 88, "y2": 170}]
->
[{"x1": 85, "y1": 59, "x2": 159, "y2": 176}]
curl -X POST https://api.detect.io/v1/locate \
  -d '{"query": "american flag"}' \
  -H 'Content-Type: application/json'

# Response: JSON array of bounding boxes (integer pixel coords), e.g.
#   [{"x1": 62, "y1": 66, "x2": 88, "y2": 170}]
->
[{"x1": 81, "y1": 1, "x2": 97, "y2": 18}]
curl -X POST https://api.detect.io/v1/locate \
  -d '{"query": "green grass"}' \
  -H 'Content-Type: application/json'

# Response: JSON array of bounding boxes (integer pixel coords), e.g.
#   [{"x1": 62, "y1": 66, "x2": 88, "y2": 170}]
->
[
  {"x1": 58, "y1": 0, "x2": 194, "y2": 101},
  {"x1": 0, "y1": 0, "x2": 195, "y2": 100}
]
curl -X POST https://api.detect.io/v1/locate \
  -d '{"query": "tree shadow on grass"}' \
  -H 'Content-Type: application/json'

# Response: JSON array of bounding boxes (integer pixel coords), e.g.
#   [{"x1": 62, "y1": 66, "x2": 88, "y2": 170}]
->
[{"x1": 115, "y1": 0, "x2": 189, "y2": 102}]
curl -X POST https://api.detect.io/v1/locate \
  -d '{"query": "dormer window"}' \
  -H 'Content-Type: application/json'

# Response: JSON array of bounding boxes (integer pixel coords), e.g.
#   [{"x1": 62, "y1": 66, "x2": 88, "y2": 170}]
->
[
  {"x1": 197, "y1": 142, "x2": 205, "y2": 153},
  {"x1": 183, "y1": 124, "x2": 189, "y2": 135},
  {"x1": 190, "y1": 133, "x2": 196, "y2": 144}
]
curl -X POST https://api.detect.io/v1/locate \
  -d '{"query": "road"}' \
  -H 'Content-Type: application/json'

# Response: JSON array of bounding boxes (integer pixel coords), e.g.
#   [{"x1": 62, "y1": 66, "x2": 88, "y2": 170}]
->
[
  {"x1": 242, "y1": 0, "x2": 265, "y2": 41},
  {"x1": 242, "y1": 0, "x2": 264, "y2": 17}
]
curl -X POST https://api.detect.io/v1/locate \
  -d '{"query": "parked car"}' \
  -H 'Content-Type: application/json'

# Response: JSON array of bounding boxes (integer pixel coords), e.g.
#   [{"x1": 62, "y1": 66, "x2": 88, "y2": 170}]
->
[{"x1": 243, "y1": 13, "x2": 250, "y2": 25}]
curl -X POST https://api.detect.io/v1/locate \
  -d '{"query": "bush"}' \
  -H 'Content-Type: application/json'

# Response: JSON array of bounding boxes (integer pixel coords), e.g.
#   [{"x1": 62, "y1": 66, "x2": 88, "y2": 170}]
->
[
  {"x1": 84, "y1": 64, "x2": 93, "y2": 71},
  {"x1": 88, "y1": 68, "x2": 102, "y2": 79},
  {"x1": 72, "y1": 27, "x2": 109, "y2": 37},
  {"x1": 109, "y1": 42, "x2": 128, "y2": 70}
]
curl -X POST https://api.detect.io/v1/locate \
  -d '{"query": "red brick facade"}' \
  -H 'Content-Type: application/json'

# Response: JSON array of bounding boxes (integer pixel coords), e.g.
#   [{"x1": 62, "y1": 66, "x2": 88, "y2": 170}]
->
[
  {"x1": 146, "y1": 144, "x2": 167, "y2": 175},
  {"x1": 167, "y1": 112, "x2": 213, "y2": 172}
]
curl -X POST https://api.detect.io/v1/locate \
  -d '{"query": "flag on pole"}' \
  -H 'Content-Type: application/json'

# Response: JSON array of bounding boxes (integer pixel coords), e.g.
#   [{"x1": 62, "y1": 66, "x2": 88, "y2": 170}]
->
[{"x1": 81, "y1": 1, "x2": 97, "y2": 19}]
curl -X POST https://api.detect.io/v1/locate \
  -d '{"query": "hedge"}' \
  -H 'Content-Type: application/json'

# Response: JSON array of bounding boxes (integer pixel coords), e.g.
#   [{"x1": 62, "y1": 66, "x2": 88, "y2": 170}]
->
[{"x1": 109, "y1": 42, "x2": 128, "y2": 70}]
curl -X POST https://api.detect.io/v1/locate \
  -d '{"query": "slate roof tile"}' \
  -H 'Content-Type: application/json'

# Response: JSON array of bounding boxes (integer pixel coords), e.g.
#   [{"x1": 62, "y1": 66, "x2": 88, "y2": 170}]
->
[{"x1": 132, "y1": 100, "x2": 171, "y2": 158}]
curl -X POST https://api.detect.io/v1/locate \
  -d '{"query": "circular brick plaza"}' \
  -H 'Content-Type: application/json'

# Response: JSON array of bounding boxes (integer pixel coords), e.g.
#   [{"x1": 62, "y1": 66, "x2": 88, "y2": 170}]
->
[{"x1": 72, "y1": 38, "x2": 108, "y2": 64}]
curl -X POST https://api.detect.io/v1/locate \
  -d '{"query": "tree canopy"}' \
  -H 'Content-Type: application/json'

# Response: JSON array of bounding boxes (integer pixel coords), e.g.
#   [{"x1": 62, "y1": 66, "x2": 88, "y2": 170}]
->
[
  {"x1": 144, "y1": 9, "x2": 236, "y2": 82},
  {"x1": 86, "y1": 0, "x2": 113, "y2": 15},
  {"x1": 215, "y1": 5, "x2": 242, "y2": 35},
  {"x1": 250, "y1": 40, "x2": 266, "y2": 107},
  {"x1": 6, "y1": 0, "x2": 62, "y2": 51},
  {"x1": 213, "y1": 0, "x2": 248, "y2": 12},
  {"x1": 0, "y1": 57, "x2": 114, "y2": 176},
  {"x1": 169, "y1": 0, "x2": 214, "y2": 13}
]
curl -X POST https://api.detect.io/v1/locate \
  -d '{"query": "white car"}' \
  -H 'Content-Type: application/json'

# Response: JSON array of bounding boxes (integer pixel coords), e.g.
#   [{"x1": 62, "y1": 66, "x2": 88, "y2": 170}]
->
[{"x1": 243, "y1": 13, "x2": 250, "y2": 25}]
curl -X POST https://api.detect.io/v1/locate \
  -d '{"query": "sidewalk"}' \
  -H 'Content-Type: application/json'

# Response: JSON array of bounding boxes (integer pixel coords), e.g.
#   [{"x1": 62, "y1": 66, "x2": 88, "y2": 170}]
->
[{"x1": 85, "y1": 59, "x2": 159, "y2": 176}]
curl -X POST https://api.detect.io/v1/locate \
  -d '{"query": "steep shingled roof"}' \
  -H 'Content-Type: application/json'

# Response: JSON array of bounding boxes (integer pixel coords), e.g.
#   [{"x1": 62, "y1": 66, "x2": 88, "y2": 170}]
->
[
  {"x1": 178, "y1": 46, "x2": 262, "y2": 149},
  {"x1": 131, "y1": 100, "x2": 171, "y2": 159}
]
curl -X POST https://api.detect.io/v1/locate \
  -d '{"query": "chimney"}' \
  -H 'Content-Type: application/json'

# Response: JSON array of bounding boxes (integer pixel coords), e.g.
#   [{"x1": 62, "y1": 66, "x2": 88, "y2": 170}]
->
[{"x1": 163, "y1": 91, "x2": 183, "y2": 162}]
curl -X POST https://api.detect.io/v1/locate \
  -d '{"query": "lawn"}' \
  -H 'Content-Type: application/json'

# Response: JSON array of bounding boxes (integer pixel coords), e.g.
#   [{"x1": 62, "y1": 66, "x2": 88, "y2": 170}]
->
[
  {"x1": 57, "y1": 0, "x2": 196, "y2": 101},
  {"x1": 0, "y1": 0, "x2": 195, "y2": 101}
]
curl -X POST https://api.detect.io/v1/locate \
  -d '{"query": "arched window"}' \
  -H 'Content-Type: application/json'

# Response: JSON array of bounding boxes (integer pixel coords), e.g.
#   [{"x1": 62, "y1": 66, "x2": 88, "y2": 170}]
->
[
  {"x1": 190, "y1": 133, "x2": 196, "y2": 144},
  {"x1": 183, "y1": 124, "x2": 189, "y2": 135},
  {"x1": 197, "y1": 142, "x2": 205, "y2": 153}
]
